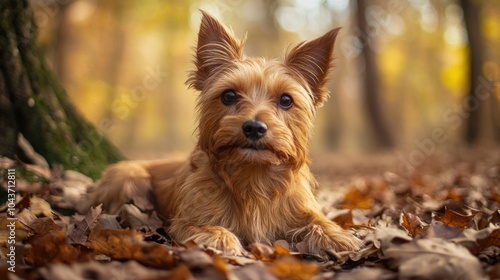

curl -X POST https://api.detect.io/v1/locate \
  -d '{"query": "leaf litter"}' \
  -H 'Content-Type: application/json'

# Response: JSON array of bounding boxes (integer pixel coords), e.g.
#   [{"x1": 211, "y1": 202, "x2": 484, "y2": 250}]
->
[{"x1": 0, "y1": 150, "x2": 499, "y2": 279}]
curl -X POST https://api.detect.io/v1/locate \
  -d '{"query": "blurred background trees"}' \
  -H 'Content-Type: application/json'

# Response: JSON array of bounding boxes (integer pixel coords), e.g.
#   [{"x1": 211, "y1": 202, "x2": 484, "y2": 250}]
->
[{"x1": 29, "y1": 0, "x2": 500, "y2": 159}]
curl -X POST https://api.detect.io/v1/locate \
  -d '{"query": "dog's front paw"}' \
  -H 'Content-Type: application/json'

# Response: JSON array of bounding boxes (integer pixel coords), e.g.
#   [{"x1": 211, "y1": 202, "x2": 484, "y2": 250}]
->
[
  {"x1": 185, "y1": 225, "x2": 245, "y2": 256},
  {"x1": 302, "y1": 222, "x2": 362, "y2": 255}
]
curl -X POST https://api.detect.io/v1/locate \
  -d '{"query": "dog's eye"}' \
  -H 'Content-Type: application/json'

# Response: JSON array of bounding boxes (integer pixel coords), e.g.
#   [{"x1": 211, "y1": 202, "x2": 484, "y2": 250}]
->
[
  {"x1": 221, "y1": 90, "x2": 238, "y2": 105},
  {"x1": 278, "y1": 94, "x2": 293, "y2": 109}
]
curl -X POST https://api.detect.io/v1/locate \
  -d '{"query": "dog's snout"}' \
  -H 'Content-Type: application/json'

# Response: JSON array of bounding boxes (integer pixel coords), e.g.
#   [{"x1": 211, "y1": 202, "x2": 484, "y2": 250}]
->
[{"x1": 242, "y1": 121, "x2": 267, "y2": 141}]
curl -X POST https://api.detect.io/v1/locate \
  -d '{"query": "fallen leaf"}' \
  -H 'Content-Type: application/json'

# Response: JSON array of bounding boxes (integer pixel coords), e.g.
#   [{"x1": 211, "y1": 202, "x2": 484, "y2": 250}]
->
[
  {"x1": 30, "y1": 196, "x2": 53, "y2": 217},
  {"x1": 179, "y1": 249, "x2": 213, "y2": 269},
  {"x1": 384, "y1": 238, "x2": 486, "y2": 279},
  {"x1": 118, "y1": 204, "x2": 162, "y2": 231},
  {"x1": 342, "y1": 187, "x2": 373, "y2": 210},
  {"x1": 98, "y1": 214, "x2": 122, "y2": 230},
  {"x1": 25, "y1": 230, "x2": 94, "y2": 266},
  {"x1": 273, "y1": 243, "x2": 289, "y2": 256},
  {"x1": 333, "y1": 210, "x2": 355, "y2": 229},
  {"x1": 37, "y1": 260, "x2": 171, "y2": 280},
  {"x1": 336, "y1": 267, "x2": 394, "y2": 280},
  {"x1": 168, "y1": 264, "x2": 193, "y2": 280},
  {"x1": 68, "y1": 205, "x2": 102, "y2": 244},
  {"x1": 434, "y1": 208, "x2": 475, "y2": 228},
  {"x1": 233, "y1": 263, "x2": 278, "y2": 280},
  {"x1": 25, "y1": 217, "x2": 61, "y2": 235},
  {"x1": 400, "y1": 210, "x2": 428, "y2": 237},
  {"x1": 426, "y1": 219, "x2": 463, "y2": 239},
  {"x1": 267, "y1": 255, "x2": 319, "y2": 280},
  {"x1": 87, "y1": 224, "x2": 175, "y2": 268},
  {"x1": 250, "y1": 243, "x2": 274, "y2": 261},
  {"x1": 16, "y1": 209, "x2": 37, "y2": 231},
  {"x1": 451, "y1": 224, "x2": 500, "y2": 254},
  {"x1": 373, "y1": 226, "x2": 412, "y2": 253}
]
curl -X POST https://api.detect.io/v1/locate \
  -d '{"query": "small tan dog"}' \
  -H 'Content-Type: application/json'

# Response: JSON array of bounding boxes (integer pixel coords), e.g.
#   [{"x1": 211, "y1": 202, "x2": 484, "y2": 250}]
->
[{"x1": 84, "y1": 11, "x2": 360, "y2": 256}]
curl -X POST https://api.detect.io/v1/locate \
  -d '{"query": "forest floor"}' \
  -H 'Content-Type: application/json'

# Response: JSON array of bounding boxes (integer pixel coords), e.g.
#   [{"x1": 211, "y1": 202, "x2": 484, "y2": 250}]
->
[{"x1": 0, "y1": 148, "x2": 499, "y2": 279}]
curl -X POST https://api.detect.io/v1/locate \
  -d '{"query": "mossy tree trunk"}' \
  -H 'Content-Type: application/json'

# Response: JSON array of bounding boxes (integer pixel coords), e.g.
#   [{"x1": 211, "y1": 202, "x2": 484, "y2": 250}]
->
[{"x1": 0, "y1": 0, "x2": 124, "y2": 179}]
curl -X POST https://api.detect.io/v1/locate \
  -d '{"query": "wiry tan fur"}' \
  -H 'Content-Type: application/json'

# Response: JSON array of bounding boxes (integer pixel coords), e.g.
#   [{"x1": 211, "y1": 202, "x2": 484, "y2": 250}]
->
[{"x1": 82, "y1": 11, "x2": 361, "y2": 256}]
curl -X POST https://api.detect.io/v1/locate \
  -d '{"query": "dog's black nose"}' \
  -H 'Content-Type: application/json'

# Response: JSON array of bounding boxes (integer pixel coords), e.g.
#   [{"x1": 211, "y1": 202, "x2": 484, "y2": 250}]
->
[{"x1": 242, "y1": 121, "x2": 267, "y2": 140}]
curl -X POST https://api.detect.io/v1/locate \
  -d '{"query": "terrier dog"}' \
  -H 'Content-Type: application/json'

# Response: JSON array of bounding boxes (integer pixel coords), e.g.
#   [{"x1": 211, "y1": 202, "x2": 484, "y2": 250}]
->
[{"x1": 84, "y1": 11, "x2": 361, "y2": 256}]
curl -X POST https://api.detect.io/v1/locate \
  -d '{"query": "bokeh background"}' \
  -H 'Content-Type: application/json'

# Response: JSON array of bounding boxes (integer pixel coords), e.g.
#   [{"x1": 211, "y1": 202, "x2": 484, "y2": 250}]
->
[{"x1": 31, "y1": 0, "x2": 500, "y2": 159}]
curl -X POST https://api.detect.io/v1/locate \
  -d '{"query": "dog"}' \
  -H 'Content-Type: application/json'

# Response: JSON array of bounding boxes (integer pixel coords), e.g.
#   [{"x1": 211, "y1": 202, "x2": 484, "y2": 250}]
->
[{"x1": 83, "y1": 11, "x2": 361, "y2": 256}]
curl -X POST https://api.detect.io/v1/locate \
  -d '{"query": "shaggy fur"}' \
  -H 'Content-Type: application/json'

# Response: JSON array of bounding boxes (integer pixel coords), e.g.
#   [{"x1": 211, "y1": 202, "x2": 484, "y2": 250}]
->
[{"x1": 83, "y1": 11, "x2": 361, "y2": 256}]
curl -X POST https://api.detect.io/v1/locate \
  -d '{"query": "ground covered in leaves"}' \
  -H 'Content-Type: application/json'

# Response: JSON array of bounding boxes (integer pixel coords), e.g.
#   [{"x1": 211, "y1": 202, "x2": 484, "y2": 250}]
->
[{"x1": 0, "y1": 149, "x2": 499, "y2": 279}]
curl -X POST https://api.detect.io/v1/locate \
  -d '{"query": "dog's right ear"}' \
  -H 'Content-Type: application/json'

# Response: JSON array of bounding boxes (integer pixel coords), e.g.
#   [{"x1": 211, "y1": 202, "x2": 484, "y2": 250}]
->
[{"x1": 187, "y1": 11, "x2": 244, "y2": 91}]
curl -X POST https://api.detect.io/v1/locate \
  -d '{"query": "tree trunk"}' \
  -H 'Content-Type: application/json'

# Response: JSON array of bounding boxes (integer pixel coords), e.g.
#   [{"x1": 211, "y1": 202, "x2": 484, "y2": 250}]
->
[
  {"x1": 355, "y1": 0, "x2": 394, "y2": 149},
  {"x1": 0, "y1": 0, "x2": 124, "y2": 179},
  {"x1": 460, "y1": 0, "x2": 485, "y2": 145}
]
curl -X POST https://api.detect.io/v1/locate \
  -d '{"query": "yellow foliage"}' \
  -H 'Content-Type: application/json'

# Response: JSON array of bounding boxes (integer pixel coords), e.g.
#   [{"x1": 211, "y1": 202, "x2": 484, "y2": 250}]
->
[
  {"x1": 440, "y1": 46, "x2": 467, "y2": 97},
  {"x1": 379, "y1": 44, "x2": 404, "y2": 88}
]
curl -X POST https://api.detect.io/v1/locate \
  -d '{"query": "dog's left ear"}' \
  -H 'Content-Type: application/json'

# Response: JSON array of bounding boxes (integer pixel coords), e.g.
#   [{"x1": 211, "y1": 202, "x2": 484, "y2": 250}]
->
[
  {"x1": 285, "y1": 28, "x2": 340, "y2": 107},
  {"x1": 187, "y1": 11, "x2": 244, "y2": 91}
]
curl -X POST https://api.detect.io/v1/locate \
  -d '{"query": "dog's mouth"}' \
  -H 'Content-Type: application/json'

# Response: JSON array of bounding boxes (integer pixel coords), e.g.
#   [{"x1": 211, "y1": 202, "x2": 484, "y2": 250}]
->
[
  {"x1": 220, "y1": 143, "x2": 270, "y2": 152},
  {"x1": 241, "y1": 143, "x2": 269, "y2": 151},
  {"x1": 215, "y1": 141, "x2": 290, "y2": 165}
]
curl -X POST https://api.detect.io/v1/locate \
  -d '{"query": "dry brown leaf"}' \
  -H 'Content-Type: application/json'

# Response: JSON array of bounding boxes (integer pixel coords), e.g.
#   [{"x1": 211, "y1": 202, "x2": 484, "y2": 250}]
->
[
  {"x1": 168, "y1": 264, "x2": 193, "y2": 280},
  {"x1": 250, "y1": 243, "x2": 274, "y2": 261},
  {"x1": 25, "y1": 217, "x2": 61, "y2": 235},
  {"x1": 68, "y1": 205, "x2": 102, "y2": 244},
  {"x1": 86, "y1": 224, "x2": 175, "y2": 268},
  {"x1": 434, "y1": 208, "x2": 475, "y2": 228},
  {"x1": 30, "y1": 196, "x2": 53, "y2": 217},
  {"x1": 400, "y1": 210, "x2": 428, "y2": 237},
  {"x1": 372, "y1": 226, "x2": 412, "y2": 253},
  {"x1": 233, "y1": 263, "x2": 278, "y2": 280},
  {"x1": 333, "y1": 210, "x2": 355, "y2": 229},
  {"x1": 224, "y1": 255, "x2": 257, "y2": 266},
  {"x1": 267, "y1": 255, "x2": 319, "y2": 280},
  {"x1": 273, "y1": 239, "x2": 290, "y2": 251},
  {"x1": 336, "y1": 267, "x2": 394, "y2": 280},
  {"x1": 179, "y1": 249, "x2": 213, "y2": 270},
  {"x1": 25, "y1": 230, "x2": 94, "y2": 266},
  {"x1": 273, "y1": 243, "x2": 289, "y2": 256},
  {"x1": 342, "y1": 188, "x2": 373, "y2": 210},
  {"x1": 295, "y1": 241, "x2": 309, "y2": 255},
  {"x1": 476, "y1": 227, "x2": 500, "y2": 254},
  {"x1": 16, "y1": 209, "x2": 37, "y2": 230},
  {"x1": 98, "y1": 214, "x2": 122, "y2": 230},
  {"x1": 490, "y1": 210, "x2": 500, "y2": 225},
  {"x1": 118, "y1": 204, "x2": 162, "y2": 231},
  {"x1": 426, "y1": 219, "x2": 463, "y2": 239},
  {"x1": 384, "y1": 238, "x2": 486, "y2": 279},
  {"x1": 37, "y1": 260, "x2": 171, "y2": 280}
]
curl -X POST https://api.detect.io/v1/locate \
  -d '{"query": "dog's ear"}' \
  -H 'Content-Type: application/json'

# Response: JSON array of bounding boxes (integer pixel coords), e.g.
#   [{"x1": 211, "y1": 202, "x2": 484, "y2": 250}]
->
[
  {"x1": 187, "y1": 11, "x2": 244, "y2": 91},
  {"x1": 285, "y1": 28, "x2": 340, "y2": 107}
]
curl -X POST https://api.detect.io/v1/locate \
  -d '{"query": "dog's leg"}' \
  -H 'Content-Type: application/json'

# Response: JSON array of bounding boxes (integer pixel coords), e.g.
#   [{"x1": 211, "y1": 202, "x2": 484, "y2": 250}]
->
[
  {"x1": 169, "y1": 220, "x2": 245, "y2": 255},
  {"x1": 291, "y1": 212, "x2": 362, "y2": 255}
]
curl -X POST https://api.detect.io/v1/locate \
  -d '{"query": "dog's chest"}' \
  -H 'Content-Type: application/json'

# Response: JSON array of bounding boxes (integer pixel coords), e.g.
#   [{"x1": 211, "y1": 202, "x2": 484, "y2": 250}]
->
[
  {"x1": 223, "y1": 171, "x2": 293, "y2": 244},
  {"x1": 230, "y1": 196, "x2": 285, "y2": 245}
]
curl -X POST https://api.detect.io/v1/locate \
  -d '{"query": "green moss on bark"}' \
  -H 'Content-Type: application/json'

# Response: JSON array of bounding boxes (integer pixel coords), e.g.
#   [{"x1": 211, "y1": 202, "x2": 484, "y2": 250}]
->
[{"x1": 0, "y1": 0, "x2": 124, "y2": 179}]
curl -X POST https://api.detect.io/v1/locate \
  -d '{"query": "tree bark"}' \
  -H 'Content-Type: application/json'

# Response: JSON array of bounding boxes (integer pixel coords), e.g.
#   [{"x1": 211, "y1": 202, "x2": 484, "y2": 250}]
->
[
  {"x1": 356, "y1": 0, "x2": 394, "y2": 149},
  {"x1": 0, "y1": 0, "x2": 124, "y2": 179},
  {"x1": 460, "y1": 0, "x2": 485, "y2": 145}
]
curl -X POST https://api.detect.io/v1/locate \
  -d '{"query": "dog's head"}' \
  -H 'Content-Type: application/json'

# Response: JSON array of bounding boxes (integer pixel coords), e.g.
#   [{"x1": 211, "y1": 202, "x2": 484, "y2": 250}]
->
[{"x1": 187, "y1": 11, "x2": 340, "y2": 169}]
